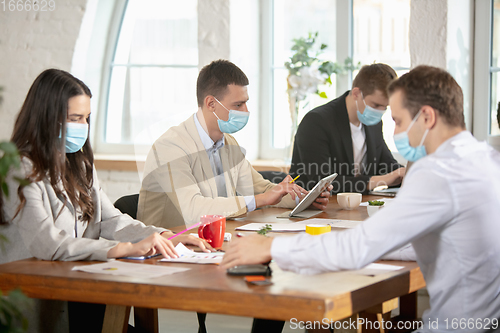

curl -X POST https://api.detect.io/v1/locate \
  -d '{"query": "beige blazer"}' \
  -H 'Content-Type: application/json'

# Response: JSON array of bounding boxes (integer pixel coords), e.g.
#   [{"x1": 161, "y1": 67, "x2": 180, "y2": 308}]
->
[
  {"x1": 0, "y1": 159, "x2": 166, "y2": 264},
  {"x1": 138, "y1": 115, "x2": 296, "y2": 228}
]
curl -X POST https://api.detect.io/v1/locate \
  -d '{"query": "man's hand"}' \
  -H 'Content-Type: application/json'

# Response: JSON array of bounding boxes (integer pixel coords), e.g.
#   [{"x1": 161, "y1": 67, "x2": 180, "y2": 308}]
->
[
  {"x1": 309, "y1": 184, "x2": 333, "y2": 210},
  {"x1": 368, "y1": 167, "x2": 406, "y2": 190},
  {"x1": 220, "y1": 234, "x2": 274, "y2": 269},
  {"x1": 160, "y1": 232, "x2": 215, "y2": 253},
  {"x1": 255, "y1": 175, "x2": 308, "y2": 208}
]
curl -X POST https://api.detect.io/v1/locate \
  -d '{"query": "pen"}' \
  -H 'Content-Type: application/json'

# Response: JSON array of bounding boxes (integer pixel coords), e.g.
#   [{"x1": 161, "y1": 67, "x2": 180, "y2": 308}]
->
[
  {"x1": 167, "y1": 221, "x2": 202, "y2": 240},
  {"x1": 289, "y1": 175, "x2": 300, "y2": 184}
]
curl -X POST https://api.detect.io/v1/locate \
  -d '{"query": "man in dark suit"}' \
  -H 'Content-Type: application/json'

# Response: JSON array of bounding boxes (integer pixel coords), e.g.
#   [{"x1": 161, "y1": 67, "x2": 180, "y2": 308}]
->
[{"x1": 289, "y1": 63, "x2": 405, "y2": 193}]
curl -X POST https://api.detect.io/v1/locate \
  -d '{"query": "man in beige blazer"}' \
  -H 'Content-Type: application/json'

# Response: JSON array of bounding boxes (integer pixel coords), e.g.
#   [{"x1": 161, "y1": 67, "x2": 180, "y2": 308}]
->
[{"x1": 138, "y1": 59, "x2": 331, "y2": 229}]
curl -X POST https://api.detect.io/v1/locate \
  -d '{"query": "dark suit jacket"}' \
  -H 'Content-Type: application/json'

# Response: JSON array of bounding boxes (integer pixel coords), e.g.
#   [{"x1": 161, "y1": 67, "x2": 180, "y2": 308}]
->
[{"x1": 289, "y1": 91, "x2": 402, "y2": 193}]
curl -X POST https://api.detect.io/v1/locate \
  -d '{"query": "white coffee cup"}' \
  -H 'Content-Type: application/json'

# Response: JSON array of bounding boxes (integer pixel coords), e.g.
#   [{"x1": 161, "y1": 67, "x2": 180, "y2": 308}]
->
[{"x1": 337, "y1": 193, "x2": 362, "y2": 210}]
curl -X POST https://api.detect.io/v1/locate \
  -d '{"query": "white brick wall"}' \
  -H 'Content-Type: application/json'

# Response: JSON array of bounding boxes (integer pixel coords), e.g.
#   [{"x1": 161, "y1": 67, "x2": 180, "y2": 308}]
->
[
  {"x1": 95, "y1": 170, "x2": 142, "y2": 203},
  {"x1": 0, "y1": 0, "x2": 87, "y2": 140}
]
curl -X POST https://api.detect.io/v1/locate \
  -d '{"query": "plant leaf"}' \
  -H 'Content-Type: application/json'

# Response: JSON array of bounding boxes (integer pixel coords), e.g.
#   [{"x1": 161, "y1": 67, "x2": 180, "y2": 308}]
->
[
  {"x1": 1, "y1": 182, "x2": 9, "y2": 197},
  {"x1": 318, "y1": 91, "x2": 328, "y2": 99},
  {"x1": 0, "y1": 142, "x2": 17, "y2": 155},
  {"x1": 13, "y1": 177, "x2": 30, "y2": 187}
]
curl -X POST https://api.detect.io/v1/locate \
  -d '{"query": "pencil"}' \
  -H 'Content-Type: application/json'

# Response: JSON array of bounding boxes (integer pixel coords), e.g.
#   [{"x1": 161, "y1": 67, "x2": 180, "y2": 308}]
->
[
  {"x1": 167, "y1": 221, "x2": 202, "y2": 240},
  {"x1": 289, "y1": 175, "x2": 300, "y2": 184}
]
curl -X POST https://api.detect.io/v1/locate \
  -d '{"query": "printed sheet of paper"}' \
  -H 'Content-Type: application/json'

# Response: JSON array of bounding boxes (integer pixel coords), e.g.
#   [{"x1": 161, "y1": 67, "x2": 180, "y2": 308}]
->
[
  {"x1": 160, "y1": 243, "x2": 225, "y2": 264},
  {"x1": 354, "y1": 263, "x2": 404, "y2": 276},
  {"x1": 235, "y1": 219, "x2": 363, "y2": 232},
  {"x1": 72, "y1": 261, "x2": 190, "y2": 278},
  {"x1": 298, "y1": 219, "x2": 363, "y2": 229}
]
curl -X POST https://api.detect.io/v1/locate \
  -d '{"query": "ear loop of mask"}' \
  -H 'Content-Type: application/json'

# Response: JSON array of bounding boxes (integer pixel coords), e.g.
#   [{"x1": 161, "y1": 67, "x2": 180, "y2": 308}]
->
[
  {"x1": 212, "y1": 97, "x2": 229, "y2": 121},
  {"x1": 408, "y1": 109, "x2": 429, "y2": 147}
]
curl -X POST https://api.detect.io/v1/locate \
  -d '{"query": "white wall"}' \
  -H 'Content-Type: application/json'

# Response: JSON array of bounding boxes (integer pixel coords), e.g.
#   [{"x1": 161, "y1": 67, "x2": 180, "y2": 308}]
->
[
  {"x1": 0, "y1": 1, "x2": 87, "y2": 140},
  {"x1": 409, "y1": 0, "x2": 474, "y2": 130}
]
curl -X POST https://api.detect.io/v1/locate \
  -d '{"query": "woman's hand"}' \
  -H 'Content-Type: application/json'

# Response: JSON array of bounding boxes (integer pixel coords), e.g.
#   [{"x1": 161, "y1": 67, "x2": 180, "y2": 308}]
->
[
  {"x1": 107, "y1": 233, "x2": 178, "y2": 259},
  {"x1": 161, "y1": 232, "x2": 215, "y2": 253}
]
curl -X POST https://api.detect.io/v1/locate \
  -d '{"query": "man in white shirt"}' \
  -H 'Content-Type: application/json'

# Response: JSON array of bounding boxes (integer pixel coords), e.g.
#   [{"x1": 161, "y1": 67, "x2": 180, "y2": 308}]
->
[{"x1": 222, "y1": 65, "x2": 500, "y2": 332}]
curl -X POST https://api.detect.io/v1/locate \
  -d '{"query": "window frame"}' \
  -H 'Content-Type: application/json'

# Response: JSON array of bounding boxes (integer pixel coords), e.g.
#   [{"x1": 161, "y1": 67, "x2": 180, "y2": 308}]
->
[
  {"x1": 259, "y1": 0, "x2": 354, "y2": 160},
  {"x1": 473, "y1": 0, "x2": 500, "y2": 150},
  {"x1": 93, "y1": 0, "x2": 199, "y2": 156}
]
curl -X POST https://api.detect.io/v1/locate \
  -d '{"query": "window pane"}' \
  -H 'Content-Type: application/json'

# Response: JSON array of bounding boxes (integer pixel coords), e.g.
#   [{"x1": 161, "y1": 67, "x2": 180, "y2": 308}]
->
[
  {"x1": 491, "y1": 72, "x2": 500, "y2": 136},
  {"x1": 105, "y1": 0, "x2": 198, "y2": 146},
  {"x1": 106, "y1": 67, "x2": 199, "y2": 144},
  {"x1": 353, "y1": 0, "x2": 410, "y2": 68},
  {"x1": 114, "y1": 0, "x2": 197, "y2": 65},
  {"x1": 492, "y1": 0, "x2": 500, "y2": 69},
  {"x1": 491, "y1": 1, "x2": 500, "y2": 136},
  {"x1": 272, "y1": 0, "x2": 337, "y2": 149}
]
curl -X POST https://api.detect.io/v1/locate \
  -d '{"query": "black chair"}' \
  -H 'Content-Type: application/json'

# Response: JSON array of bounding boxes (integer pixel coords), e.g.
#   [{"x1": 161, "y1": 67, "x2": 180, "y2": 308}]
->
[
  {"x1": 258, "y1": 171, "x2": 287, "y2": 184},
  {"x1": 113, "y1": 194, "x2": 139, "y2": 219}
]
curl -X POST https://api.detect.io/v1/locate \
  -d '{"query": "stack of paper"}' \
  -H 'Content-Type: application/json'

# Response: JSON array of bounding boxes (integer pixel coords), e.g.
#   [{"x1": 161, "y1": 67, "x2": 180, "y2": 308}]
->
[
  {"x1": 355, "y1": 263, "x2": 404, "y2": 276},
  {"x1": 160, "y1": 243, "x2": 224, "y2": 264}
]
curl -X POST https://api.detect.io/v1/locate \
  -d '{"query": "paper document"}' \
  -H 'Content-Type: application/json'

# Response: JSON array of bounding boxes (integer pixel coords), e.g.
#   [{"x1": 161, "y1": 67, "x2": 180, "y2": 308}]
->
[
  {"x1": 235, "y1": 219, "x2": 363, "y2": 232},
  {"x1": 360, "y1": 198, "x2": 394, "y2": 206},
  {"x1": 297, "y1": 219, "x2": 363, "y2": 229},
  {"x1": 355, "y1": 263, "x2": 404, "y2": 276},
  {"x1": 72, "y1": 261, "x2": 189, "y2": 278},
  {"x1": 276, "y1": 210, "x2": 323, "y2": 219},
  {"x1": 236, "y1": 222, "x2": 307, "y2": 232},
  {"x1": 189, "y1": 232, "x2": 232, "y2": 242},
  {"x1": 160, "y1": 243, "x2": 224, "y2": 264}
]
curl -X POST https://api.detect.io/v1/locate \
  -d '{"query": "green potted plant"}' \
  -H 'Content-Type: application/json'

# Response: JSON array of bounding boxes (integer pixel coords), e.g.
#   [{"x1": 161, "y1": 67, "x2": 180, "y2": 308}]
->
[
  {"x1": 285, "y1": 32, "x2": 361, "y2": 131},
  {"x1": 0, "y1": 87, "x2": 32, "y2": 332}
]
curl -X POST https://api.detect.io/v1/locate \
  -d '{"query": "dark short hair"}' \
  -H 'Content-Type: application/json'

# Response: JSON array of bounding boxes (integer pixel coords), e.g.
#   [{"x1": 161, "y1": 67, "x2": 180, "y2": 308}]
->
[
  {"x1": 352, "y1": 63, "x2": 397, "y2": 98},
  {"x1": 388, "y1": 65, "x2": 465, "y2": 128},
  {"x1": 196, "y1": 59, "x2": 249, "y2": 107}
]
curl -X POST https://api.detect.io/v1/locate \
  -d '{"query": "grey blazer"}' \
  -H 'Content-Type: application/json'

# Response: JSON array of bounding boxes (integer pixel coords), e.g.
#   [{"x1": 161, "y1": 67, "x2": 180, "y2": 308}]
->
[{"x1": 0, "y1": 158, "x2": 167, "y2": 264}]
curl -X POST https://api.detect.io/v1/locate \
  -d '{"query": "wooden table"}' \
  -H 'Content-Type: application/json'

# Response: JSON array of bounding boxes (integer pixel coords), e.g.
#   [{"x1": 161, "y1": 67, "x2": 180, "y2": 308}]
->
[{"x1": 0, "y1": 195, "x2": 425, "y2": 332}]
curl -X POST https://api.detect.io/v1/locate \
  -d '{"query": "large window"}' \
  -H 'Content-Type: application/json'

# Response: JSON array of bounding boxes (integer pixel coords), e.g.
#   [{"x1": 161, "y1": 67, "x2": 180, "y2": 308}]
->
[
  {"x1": 261, "y1": 0, "x2": 410, "y2": 160},
  {"x1": 353, "y1": 0, "x2": 410, "y2": 152},
  {"x1": 97, "y1": 0, "x2": 198, "y2": 154},
  {"x1": 491, "y1": 0, "x2": 500, "y2": 136},
  {"x1": 270, "y1": 0, "x2": 337, "y2": 150}
]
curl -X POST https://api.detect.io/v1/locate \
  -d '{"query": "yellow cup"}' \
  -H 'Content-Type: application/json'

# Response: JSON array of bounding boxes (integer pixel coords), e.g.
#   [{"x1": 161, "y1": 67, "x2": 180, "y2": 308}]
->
[{"x1": 306, "y1": 224, "x2": 331, "y2": 235}]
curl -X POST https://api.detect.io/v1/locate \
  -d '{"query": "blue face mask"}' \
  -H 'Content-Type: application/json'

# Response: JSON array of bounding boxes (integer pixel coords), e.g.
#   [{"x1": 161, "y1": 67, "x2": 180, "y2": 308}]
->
[
  {"x1": 213, "y1": 98, "x2": 249, "y2": 134},
  {"x1": 393, "y1": 110, "x2": 429, "y2": 162},
  {"x1": 356, "y1": 92, "x2": 386, "y2": 126},
  {"x1": 65, "y1": 122, "x2": 88, "y2": 153}
]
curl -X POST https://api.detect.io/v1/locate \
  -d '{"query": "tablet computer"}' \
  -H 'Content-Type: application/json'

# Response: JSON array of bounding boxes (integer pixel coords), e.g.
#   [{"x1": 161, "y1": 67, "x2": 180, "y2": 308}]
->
[{"x1": 279, "y1": 173, "x2": 337, "y2": 218}]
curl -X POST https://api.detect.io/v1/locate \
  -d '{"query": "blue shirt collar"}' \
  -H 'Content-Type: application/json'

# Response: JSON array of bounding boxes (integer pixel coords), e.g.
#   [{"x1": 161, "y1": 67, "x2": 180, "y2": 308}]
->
[{"x1": 193, "y1": 113, "x2": 224, "y2": 152}]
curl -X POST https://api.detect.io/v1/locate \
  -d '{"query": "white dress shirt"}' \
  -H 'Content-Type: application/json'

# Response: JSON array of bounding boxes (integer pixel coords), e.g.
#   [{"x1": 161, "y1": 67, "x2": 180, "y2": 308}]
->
[
  {"x1": 193, "y1": 114, "x2": 256, "y2": 211},
  {"x1": 272, "y1": 131, "x2": 500, "y2": 332},
  {"x1": 350, "y1": 121, "x2": 367, "y2": 176}
]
